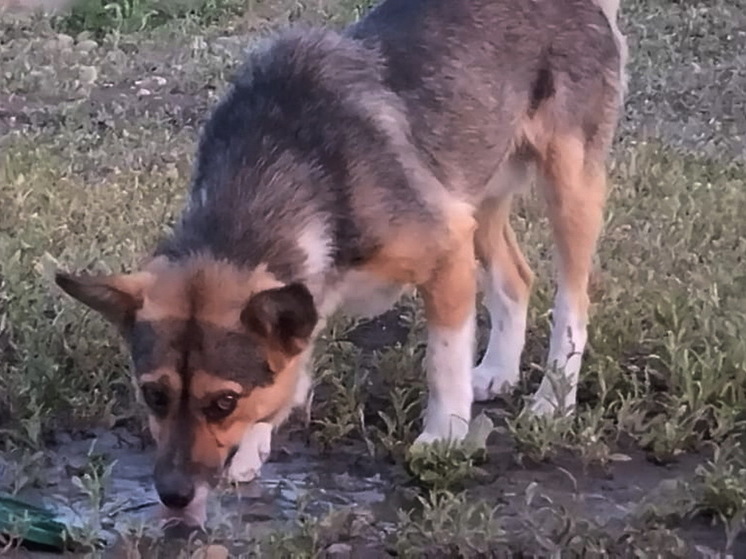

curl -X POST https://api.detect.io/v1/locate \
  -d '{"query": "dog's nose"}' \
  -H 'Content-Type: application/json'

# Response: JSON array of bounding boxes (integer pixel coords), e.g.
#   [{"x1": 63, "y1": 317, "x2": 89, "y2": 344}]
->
[{"x1": 155, "y1": 469, "x2": 195, "y2": 510}]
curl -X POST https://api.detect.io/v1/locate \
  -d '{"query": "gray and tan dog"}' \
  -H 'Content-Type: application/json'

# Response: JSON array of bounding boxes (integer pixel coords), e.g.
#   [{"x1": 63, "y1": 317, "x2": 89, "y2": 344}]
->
[{"x1": 55, "y1": 0, "x2": 628, "y2": 524}]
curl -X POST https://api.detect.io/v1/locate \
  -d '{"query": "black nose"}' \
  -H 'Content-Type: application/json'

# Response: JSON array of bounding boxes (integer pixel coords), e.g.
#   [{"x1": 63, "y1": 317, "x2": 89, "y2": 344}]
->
[{"x1": 155, "y1": 469, "x2": 195, "y2": 510}]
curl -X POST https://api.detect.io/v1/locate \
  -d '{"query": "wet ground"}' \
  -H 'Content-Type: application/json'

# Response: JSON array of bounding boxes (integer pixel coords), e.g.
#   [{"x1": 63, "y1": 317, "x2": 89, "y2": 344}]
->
[
  {"x1": 2, "y1": 314, "x2": 744, "y2": 557},
  {"x1": 3, "y1": 417, "x2": 743, "y2": 557}
]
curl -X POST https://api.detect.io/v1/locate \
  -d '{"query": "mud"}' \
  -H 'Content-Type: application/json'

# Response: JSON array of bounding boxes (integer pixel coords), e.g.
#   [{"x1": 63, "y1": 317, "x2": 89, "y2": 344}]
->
[
  {"x1": 1, "y1": 315, "x2": 742, "y2": 558},
  {"x1": 2, "y1": 421, "x2": 742, "y2": 557}
]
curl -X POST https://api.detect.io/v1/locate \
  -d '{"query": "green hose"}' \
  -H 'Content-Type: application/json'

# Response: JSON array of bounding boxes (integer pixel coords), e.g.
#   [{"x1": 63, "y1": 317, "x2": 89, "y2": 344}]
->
[{"x1": 0, "y1": 494, "x2": 69, "y2": 552}]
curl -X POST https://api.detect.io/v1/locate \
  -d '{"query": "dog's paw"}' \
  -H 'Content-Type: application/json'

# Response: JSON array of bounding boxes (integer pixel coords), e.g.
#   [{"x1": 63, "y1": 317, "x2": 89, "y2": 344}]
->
[
  {"x1": 413, "y1": 416, "x2": 470, "y2": 449},
  {"x1": 472, "y1": 364, "x2": 519, "y2": 402},
  {"x1": 226, "y1": 422, "x2": 273, "y2": 483},
  {"x1": 412, "y1": 431, "x2": 440, "y2": 447}
]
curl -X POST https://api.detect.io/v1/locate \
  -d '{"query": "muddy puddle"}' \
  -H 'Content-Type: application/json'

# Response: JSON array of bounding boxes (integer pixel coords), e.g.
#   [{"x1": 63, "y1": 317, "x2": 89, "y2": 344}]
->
[
  {"x1": 2, "y1": 419, "x2": 743, "y2": 558},
  {"x1": 0, "y1": 426, "x2": 403, "y2": 557},
  {"x1": 2, "y1": 312, "x2": 744, "y2": 557}
]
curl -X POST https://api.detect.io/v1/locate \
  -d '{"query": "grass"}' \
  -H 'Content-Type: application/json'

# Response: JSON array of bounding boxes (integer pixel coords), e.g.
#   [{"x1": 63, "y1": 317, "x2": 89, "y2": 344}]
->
[{"x1": 1, "y1": 0, "x2": 745, "y2": 556}]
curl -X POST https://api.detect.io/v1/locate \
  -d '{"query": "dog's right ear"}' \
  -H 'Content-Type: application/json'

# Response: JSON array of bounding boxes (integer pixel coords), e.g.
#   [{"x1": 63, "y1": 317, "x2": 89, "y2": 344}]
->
[
  {"x1": 240, "y1": 283, "x2": 318, "y2": 357},
  {"x1": 55, "y1": 271, "x2": 152, "y2": 329}
]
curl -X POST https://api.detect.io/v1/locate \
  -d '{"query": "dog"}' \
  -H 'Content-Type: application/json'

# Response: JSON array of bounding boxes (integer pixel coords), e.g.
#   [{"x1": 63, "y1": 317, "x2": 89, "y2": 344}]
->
[{"x1": 55, "y1": 0, "x2": 627, "y2": 525}]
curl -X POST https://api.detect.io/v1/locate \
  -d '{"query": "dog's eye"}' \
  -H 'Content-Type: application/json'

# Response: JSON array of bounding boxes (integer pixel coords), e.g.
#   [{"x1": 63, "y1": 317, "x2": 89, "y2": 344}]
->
[
  {"x1": 203, "y1": 393, "x2": 238, "y2": 422},
  {"x1": 141, "y1": 385, "x2": 170, "y2": 417}
]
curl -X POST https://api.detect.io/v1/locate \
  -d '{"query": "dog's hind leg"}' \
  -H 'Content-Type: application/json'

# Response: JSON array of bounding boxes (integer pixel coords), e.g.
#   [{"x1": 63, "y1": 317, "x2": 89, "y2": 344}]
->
[
  {"x1": 472, "y1": 193, "x2": 534, "y2": 401},
  {"x1": 530, "y1": 134, "x2": 607, "y2": 416},
  {"x1": 414, "y1": 208, "x2": 478, "y2": 444}
]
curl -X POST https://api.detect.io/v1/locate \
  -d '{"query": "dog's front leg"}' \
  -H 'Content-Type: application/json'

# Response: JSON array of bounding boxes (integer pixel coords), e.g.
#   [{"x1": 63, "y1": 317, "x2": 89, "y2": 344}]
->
[
  {"x1": 414, "y1": 218, "x2": 477, "y2": 445},
  {"x1": 226, "y1": 422, "x2": 273, "y2": 483},
  {"x1": 227, "y1": 351, "x2": 314, "y2": 483}
]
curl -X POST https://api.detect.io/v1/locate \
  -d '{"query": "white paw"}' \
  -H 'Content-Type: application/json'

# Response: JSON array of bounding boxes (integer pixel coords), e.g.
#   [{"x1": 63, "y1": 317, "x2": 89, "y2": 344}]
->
[
  {"x1": 413, "y1": 413, "x2": 470, "y2": 448},
  {"x1": 472, "y1": 363, "x2": 519, "y2": 402},
  {"x1": 226, "y1": 422, "x2": 273, "y2": 483}
]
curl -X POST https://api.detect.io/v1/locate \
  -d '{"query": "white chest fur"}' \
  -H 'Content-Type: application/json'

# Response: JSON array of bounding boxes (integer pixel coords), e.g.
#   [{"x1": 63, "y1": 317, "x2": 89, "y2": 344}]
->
[{"x1": 316, "y1": 269, "x2": 408, "y2": 320}]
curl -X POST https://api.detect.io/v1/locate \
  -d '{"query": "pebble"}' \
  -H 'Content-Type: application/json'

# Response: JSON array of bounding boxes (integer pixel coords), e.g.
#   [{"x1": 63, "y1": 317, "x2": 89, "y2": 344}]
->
[
  {"x1": 76, "y1": 39, "x2": 98, "y2": 53},
  {"x1": 78, "y1": 65, "x2": 98, "y2": 85},
  {"x1": 56, "y1": 33, "x2": 74, "y2": 50},
  {"x1": 326, "y1": 543, "x2": 353, "y2": 559},
  {"x1": 190, "y1": 545, "x2": 229, "y2": 559},
  {"x1": 135, "y1": 76, "x2": 167, "y2": 89}
]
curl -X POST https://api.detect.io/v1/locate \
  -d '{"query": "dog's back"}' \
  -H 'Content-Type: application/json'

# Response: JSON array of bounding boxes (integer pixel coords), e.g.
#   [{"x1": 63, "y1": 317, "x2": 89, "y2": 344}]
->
[
  {"x1": 349, "y1": 0, "x2": 624, "y2": 198},
  {"x1": 161, "y1": 0, "x2": 625, "y2": 282}
]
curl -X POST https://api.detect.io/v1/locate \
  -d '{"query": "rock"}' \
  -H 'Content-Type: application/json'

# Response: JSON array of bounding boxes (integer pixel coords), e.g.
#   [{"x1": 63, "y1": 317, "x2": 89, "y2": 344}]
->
[
  {"x1": 135, "y1": 76, "x2": 167, "y2": 89},
  {"x1": 56, "y1": 33, "x2": 74, "y2": 50},
  {"x1": 210, "y1": 36, "x2": 242, "y2": 56},
  {"x1": 76, "y1": 39, "x2": 98, "y2": 53},
  {"x1": 325, "y1": 543, "x2": 353, "y2": 559},
  {"x1": 190, "y1": 544, "x2": 229, "y2": 559},
  {"x1": 78, "y1": 65, "x2": 98, "y2": 85}
]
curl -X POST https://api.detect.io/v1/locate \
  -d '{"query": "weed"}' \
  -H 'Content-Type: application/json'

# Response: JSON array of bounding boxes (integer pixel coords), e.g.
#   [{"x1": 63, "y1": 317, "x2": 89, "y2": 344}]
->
[
  {"x1": 692, "y1": 443, "x2": 746, "y2": 546},
  {"x1": 66, "y1": 441, "x2": 116, "y2": 549},
  {"x1": 55, "y1": 0, "x2": 247, "y2": 38},
  {"x1": 405, "y1": 413, "x2": 495, "y2": 491},
  {"x1": 394, "y1": 489, "x2": 507, "y2": 557},
  {"x1": 506, "y1": 409, "x2": 574, "y2": 464},
  {"x1": 309, "y1": 335, "x2": 370, "y2": 452}
]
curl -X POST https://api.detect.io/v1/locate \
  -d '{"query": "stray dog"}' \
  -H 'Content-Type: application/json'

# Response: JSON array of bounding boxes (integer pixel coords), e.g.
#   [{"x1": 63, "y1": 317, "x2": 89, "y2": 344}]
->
[{"x1": 55, "y1": 0, "x2": 627, "y2": 525}]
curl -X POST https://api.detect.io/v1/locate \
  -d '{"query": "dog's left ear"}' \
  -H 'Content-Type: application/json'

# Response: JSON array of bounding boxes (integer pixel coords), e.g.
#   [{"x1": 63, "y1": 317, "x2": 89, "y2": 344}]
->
[{"x1": 241, "y1": 283, "x2": 318, "y2": 356}]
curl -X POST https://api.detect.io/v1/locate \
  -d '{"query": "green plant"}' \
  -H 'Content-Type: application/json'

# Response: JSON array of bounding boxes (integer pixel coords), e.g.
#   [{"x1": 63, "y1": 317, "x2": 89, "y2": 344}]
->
[
  {"x1": 406, "y1": 413, "x2": 496, "y2": 490},
  {"x1": 394, "y1": 489, "x2": 507, "y2": 557}
]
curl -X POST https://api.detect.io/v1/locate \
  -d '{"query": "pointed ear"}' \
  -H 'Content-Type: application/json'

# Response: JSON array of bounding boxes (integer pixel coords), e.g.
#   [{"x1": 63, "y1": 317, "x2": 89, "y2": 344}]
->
[
  {"x1": 241, "y1": 283, "x2": 318, "y2": 356},
  {"x1": 55, "y1": 271, "x2": 151, "y2": 329}
]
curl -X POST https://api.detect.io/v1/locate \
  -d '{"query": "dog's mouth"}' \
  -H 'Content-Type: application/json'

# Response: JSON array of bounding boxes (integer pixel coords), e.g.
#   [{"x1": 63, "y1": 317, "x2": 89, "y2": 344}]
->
[{"x1": 224, "y1": 445, "x2": 240, "y2": 470}]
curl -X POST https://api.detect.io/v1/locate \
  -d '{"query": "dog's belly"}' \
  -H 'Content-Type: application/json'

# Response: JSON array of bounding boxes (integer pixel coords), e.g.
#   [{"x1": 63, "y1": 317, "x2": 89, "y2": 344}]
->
[{"x1": 324, "y1": 270, "x2": 408, "y2": 319}]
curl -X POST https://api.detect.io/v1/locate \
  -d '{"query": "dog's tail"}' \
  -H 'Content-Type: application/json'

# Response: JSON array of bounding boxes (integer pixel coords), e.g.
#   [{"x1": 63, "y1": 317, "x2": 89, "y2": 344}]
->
[{"x1": 593, "y1": 0, "x2": 628, "y2": 100}]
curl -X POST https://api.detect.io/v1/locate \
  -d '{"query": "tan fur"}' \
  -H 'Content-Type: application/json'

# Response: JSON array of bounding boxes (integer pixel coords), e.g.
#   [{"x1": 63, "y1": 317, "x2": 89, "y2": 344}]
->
[
  {"x1": 189, "y1": 377, "x2": 243, "y2": 401},
  {"x1": 189, "y1": 356, "x2": 301, "y2": 469},
  {"x1": 361, "y1": 228, "x2": 441, "y2": 285},
  {"x1": 419, "y1": 211, "x2": 478, "y2": 328},
  {"x1": 138, "y1": 257, "x2": 282, "y2": 328},
  {"x1": 541, "y1": 133, "x2": 607, "y2": 316},
  {"x1": 474, "y1": 195, "x2": 534, "y2": 304}
]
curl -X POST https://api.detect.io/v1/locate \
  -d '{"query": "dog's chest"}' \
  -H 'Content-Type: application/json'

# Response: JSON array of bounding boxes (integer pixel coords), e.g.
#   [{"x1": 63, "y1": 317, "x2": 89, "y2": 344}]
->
[{"x1": 318, "y1": 270, "x2": 408, "y2": 319}]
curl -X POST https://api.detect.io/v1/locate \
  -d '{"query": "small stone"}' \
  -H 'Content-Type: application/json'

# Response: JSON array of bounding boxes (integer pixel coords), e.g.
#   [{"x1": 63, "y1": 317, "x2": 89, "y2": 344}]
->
[
  {"x1": 165, "y1": 163, "x2": 179, "y2": 180},
  {"x1": 78, "y1": 65, "x2": 98, "y2": 85},
  {"x1": 56, "y1": 33, "x2": 74, "y2": 50},
  {"x1": 326, "y1": 543, "x2": 352, "y2": 559},
  {"x1": 136, "y1": 88, "x2": 152, "y2": 97},
  {"x1": 135, "y1": 76, "x2": 167, "y2": 89},
  {"x1": 190, "y1": 544, "x2": 229, "y2": 559},
  {"x1": 76, "y1": 39, "x2": 98, "y2": 53}
]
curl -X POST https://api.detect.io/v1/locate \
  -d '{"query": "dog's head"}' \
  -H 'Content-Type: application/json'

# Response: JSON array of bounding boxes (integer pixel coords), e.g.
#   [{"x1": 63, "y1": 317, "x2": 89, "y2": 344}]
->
[{"x1": 55, "y1": 257, "x2": 317, "y2": 518}]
